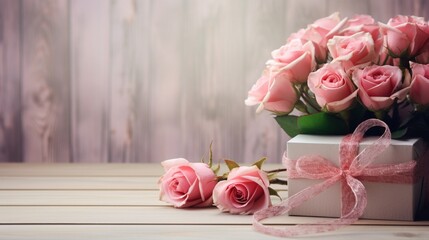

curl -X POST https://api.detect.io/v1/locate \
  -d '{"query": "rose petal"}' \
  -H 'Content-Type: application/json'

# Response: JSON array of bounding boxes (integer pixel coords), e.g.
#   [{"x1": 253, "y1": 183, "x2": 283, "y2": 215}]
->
[{"x1": 161, "y1": 158, "x2": 189, "y2": 171}]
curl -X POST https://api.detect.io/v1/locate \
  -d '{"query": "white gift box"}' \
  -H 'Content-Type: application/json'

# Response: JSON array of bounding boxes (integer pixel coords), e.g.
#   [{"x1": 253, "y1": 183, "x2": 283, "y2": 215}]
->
[{"x1": 287, "y1": 134, "x2": 428, "y2": 221}]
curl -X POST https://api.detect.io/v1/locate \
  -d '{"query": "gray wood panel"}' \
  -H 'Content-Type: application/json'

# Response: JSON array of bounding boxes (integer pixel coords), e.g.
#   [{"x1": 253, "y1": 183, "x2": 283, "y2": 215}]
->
[
  {"x1": 1, "y1": 0, "x2": 428, "y2": 163},
  {"x1": 0, "y1": 0, "x2": 22, "y2": 162}
]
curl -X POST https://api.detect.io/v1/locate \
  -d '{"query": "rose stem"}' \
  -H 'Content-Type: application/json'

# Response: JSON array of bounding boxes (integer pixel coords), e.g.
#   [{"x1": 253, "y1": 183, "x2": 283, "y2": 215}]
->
[
  {"x1": 265, "y1": 168, "x2": 287, "y2": 174},
  {"x1": 270, "y1": 178, "x2": 288, "y2": 185}
]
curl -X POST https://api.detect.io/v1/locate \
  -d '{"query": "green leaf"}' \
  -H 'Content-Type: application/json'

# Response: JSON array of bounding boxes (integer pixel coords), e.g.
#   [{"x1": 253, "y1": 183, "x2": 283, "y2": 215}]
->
[
  {"x1": 392, "y1": 128, "x2": 408, "y2": 139},
  {"x1": 275, "y1": 115, "x2": 300, "y2": 137},
  {"x1": 268, "y1": 187, "x2": 282, "y2": 200},
  {"x1": 348, "y1": 103, "x2": 369, "y2": 130},
  {"x1": 298, "y1": 112, "x2": 349, "y2": 135},
  {"x1": 252, "y1": 157, "x2": 267, "y2": 169},
  {"x1": 224, "y1": 159, "x2": 240, "y2": 171},
  {"x1": 302, "y1": 89, "x2": 321, "y2": 113}
]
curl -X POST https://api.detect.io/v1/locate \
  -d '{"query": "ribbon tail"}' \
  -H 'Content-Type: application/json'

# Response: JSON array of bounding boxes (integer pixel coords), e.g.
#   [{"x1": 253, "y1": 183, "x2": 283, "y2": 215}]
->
[
  {"x1": 253, "y1": 175, "x2": 368, "y2": 238},
  {"x1": 253, "y1": 175, "x2": 340, "y2": 237},
  {"x1": 342, "y1": 175, "x2": 367, "y2": 219},
  {"x1": 341, "y1": 177, "x2": 355, "y2": 217}
]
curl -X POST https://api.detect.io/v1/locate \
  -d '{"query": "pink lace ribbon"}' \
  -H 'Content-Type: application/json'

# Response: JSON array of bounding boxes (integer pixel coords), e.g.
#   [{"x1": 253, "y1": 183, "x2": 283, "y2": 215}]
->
[{"x1": 253, "y1": 119, "x2": 417, "y2": 237}]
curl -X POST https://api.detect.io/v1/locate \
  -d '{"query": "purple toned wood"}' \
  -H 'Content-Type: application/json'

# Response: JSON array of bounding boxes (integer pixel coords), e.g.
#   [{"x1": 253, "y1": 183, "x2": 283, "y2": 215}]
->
[
  {"x1": 2, "y1": 0, "x2": 429, "y2": 163},
  {"x1": 0, "y1": 0, "x2": 22, "y2": 162},
  {"x1": 109, "y1": 0, "x2": 139, "y2": 163},
  {"x1": 21, "y1": 0, "x2": 71, "y2": 162},
  {"x1": 70, "y1": 0, "x2": 110, "y2": 162}
]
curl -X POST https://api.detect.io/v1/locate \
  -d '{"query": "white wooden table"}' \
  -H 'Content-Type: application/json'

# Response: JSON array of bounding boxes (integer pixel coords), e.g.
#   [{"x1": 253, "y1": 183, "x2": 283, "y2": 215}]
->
[{"x1": 0, "y1": 163, "x2": 429, "y2": 240}]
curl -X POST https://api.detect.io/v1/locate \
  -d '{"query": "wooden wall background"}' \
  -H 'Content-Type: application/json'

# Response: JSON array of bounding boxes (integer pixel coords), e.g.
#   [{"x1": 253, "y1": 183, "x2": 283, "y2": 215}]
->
[{"x1": 0, "y1": 0, "x2": 428, "y2": 163}]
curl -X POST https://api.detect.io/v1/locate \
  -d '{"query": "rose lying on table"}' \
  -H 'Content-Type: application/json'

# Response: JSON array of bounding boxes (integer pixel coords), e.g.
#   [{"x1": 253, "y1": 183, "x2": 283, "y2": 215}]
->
[
  {"x1": 158, "y1": 152, "x2": 287, "y2": 215},
  {"x1": 158, "y1": 158, "x2": 217, "y2": 208}
]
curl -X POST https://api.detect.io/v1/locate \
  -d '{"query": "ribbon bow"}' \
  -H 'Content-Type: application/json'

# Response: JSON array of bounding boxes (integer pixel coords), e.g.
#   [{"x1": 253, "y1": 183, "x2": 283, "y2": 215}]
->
[{"x1": 253, "y1": 119, "x2": 417, "y2": 237}]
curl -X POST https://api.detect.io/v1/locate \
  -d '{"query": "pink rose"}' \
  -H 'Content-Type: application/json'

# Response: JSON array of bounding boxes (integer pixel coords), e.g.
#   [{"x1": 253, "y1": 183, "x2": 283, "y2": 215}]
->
[
  {"x1": 328, "y1": 32, "x2": 377, "y2": 70},
  {"x1": 159, "y1": 158, "x2": 217, "y2": 208},
  {"x1": 287, "y1": 13, "x2": 342, "y2": 43},
  {"x1": 307, "y1": 62, "x2": 358, "y2": 112},
  {"x1": 311, "y1": 12, "x2": 343, "y2": 36},
  {"x1": 341, "y1": 15, "x2": 378, "y2": 38},
  {"x1": 287, "y1": 12, "x2": 347, "y2": 62},
  {"x1": 245, "y1": 69, "x2": 298, "y2": 114},
  {"x1": 380, "y1": 15, "x2": 429, "y2": 57},
  {"x1": 410, "y1": 62, "x2": 429, "y2": 105},
  {"x1": 353, "y1": 65, "x2": 410, "y2": 111},
  {"x1": 341, "y1": 15, "x2": 384, "y2": 62},
  {"x1": 345, "y1": 14, "x2": 375, "y2": 26},
  {"x1": 267, "y1": 39, "x2": 316, "y2": 83},
  {"x1": 213, "y1": 166, "x2": 271, "y2": 215},
  {"x1": 287, "y1": 27, "x2": 327, "y2": 63},
  {"x1": 416, "y1": 41, "x2": 429, "y2": 64},
  {"x1": 287, "y1": 27, "x2": 307, "y2": 43},
  {"x1": 245, "y1": 72, "x2": 270, "y2": 107}
]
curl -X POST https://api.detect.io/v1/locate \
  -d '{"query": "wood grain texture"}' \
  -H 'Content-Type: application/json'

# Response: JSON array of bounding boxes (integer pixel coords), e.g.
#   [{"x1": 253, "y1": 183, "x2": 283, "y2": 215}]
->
[
  {"x1": 0, "y1": 163, "x2": 164, "y2": 176},
  {"x1": 0, "y1": 163, "x2": 283, "y2": 176},
  {"x1": 0, "y1": 163, "x2": 428, "y2": 239},
  {"x1": 0, "y1": 205, "x2": 428, "y2": 226},
  {"x1": 242, "y1": 1, "x2": 291, "y2": 164},
  {"x1": 2, "y1": 0, "x2": 429, "y2": 163},
  {"x1": 0, "y1": 190, "x2": 166, "y2": 206},
  {"x1": 108, "y1": 0, "x2": 138, "y2": 163},
  {"x1": 0, "y1": 0, "x2": 21, "y2": 162},
  {"x1": 130, "y1": 0, "x2": 152, "y2": 164},
  {"x1": 0, "y1": 189, "x2": 286, "y2": 206},
  {"x1": 1, "y1": 225, "x2": 428, "y2": 240},
  {"x1": 70, "y1": 0, "x2": 110, "y2": 163},
  {"x1": 21, "y1": 0, "x2": 71, "y2": 163},
  {"x1": 0, "y1": 176, "x2": 159, "y2": 190}
]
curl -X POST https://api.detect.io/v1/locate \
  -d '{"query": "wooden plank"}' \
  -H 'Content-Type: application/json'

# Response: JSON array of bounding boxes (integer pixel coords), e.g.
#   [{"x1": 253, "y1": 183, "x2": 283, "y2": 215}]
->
[
  {"x1": 368, "y1": 0, "x2": 428, "y2": 22},
  {"x1": 0, "y1": 177, "x2": 286, "y2": 192},
  {"x1": 70, "y1": 0, "x2": 110, "y2": 163},
  {"x1": 326, "y1": 0, "x2": 370, "y2": 18},
  {"x1": 132, "y1": 0, "x2": 152, "y2": 164},
  {"x1": 0, "y1": 163, "x2": 164, "y2": 176},
  {"x1": 0, "y1": 189, "x2": 286, "y2": 206},
  {"x1": 0, "y1": 0, "x2": 22, "y2": 163},
  {"x1": 242, "y1": 0, "x2": 290, "y2": 164},
  {"x1": 0, "y1": 225, "x2": 428, "y2": 240},
  {"x1": 0, "y1": 163, "x2": 284, "y2": 176},
  {"x1": 0, "y1": 176, "x2": 159, "y2": 190},
  {"x1": 0, "y1": 206, "x2": 427, "y2": 226},
  {"x1": 0, "y1": 190, "x2": 166, "y2": 206},
  {"x1": 179, "y1": 0, "x2": 247, "y2": 163},
  {"x1": 413, "y1": 0, "x2": 429, "y2": 19},
  {"x1": 21, "y1": 0, "x2": 71, "y2": 163},
  {"x1": 108, "y1": 0, "x2": 138, "y2": 163},
  {"x1": 134, "y1": 0, "x2": 185, "y2": 163},
  {"x1": 283, "y1": 0, "x2": 328, "y2": 36}
]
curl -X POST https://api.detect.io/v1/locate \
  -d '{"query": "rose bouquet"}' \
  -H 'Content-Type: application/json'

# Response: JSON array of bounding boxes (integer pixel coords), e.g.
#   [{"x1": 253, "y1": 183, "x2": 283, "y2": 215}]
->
[{"x1": 245, "y1": 13, "x2": 429, "y2": 140}]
